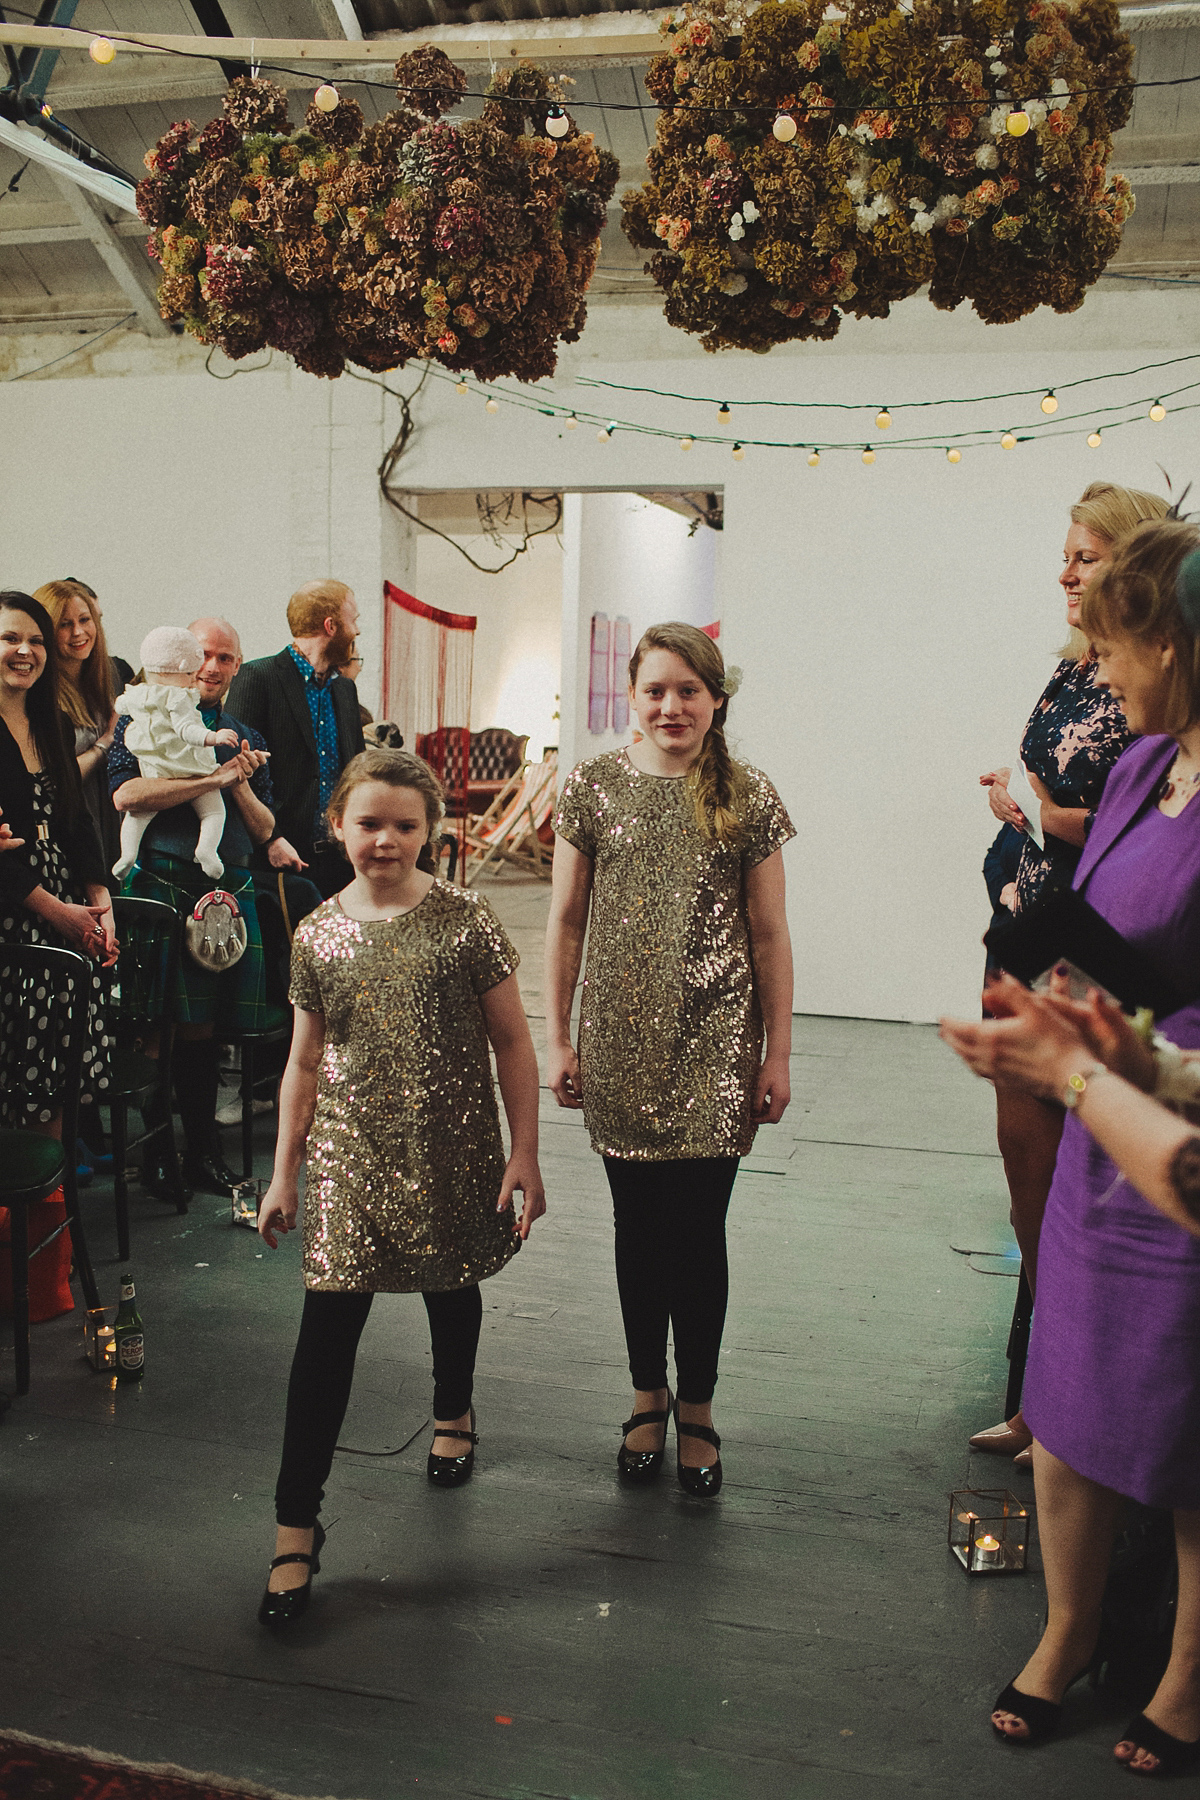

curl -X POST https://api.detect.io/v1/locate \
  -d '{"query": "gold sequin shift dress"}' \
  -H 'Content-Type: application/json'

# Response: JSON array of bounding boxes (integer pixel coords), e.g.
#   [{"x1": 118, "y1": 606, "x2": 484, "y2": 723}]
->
[
  {"x1": 554, "y1": 750, "x2": 795, "y2": 1161},
  {"x1": 288, "y1": 883, "x2": 522, "y2": 1293}
]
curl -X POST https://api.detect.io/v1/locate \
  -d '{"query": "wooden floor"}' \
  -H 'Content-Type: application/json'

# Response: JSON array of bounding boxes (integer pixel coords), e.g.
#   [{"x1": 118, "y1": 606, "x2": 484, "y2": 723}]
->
[{"x1": 0, "y1": 877, "x2": 1142, "y2": 1799}]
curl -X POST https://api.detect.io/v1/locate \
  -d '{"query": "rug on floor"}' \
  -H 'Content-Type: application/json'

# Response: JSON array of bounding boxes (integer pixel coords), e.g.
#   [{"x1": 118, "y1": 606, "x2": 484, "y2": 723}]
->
[{"x1": 0, "y1": 1729, "x2": 357, "y2": 1800}]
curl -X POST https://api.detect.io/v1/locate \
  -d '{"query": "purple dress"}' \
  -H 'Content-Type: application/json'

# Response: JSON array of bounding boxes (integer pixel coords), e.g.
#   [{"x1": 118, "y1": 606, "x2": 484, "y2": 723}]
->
[{"x1": 1023, "y1": 735, "x2": 1200, "y2": 1509}]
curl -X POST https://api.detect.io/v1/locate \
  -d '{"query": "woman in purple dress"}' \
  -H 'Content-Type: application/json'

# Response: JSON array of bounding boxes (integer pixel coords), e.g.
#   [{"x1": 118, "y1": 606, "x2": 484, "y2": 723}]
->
[{"x1": 960, "y1": 519, "x2": 1200, "y2": 1775}]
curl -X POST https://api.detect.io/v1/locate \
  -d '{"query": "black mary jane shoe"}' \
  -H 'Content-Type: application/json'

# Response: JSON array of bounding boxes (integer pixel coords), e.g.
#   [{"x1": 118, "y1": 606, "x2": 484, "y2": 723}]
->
[
  {"x1": 1117, "y1": 1713, "x2": 1200, "y2": 1777},
  {"x1": 258, "y1": 1521, "x2": 326, "y2": 1629},
  {"x1": 427, "y1": 1408, "x2": 478, "y2": 1487},
  {"x1": 617, "y1": 1391, "x2": 672, "y2": 1484},
  {"x1": 673, "y1": 1399, "x2": 722, "y2": 1497}
]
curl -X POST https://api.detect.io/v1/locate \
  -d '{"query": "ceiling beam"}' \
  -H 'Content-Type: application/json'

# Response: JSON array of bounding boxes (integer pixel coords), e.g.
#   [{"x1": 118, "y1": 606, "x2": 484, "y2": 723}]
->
[{"x1": 44, "y1": 170, "x2": 167, "y2": 334}]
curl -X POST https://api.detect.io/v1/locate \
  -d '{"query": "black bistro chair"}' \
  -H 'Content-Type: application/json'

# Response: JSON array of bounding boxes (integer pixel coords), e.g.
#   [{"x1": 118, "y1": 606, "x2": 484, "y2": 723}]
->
[
  {"x1": 107, "y1": 896, "x2": 188, "y2": 1257},
  {"x1": 0, "y1": 943, "x2": 101, "y2": 1395}
]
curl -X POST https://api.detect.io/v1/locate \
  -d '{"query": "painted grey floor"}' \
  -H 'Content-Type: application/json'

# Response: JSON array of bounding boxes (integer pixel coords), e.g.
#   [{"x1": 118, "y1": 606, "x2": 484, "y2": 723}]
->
[{"x1": 0, "y1": 877, "x2": 1141, "y2": 1799}]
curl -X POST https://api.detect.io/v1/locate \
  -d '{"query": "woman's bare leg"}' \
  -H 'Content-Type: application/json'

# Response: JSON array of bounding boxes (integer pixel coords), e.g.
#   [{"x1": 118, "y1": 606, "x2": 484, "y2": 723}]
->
[{"x1": 1115, "y1": 1507, "x2": 1200, "y2": 1770}]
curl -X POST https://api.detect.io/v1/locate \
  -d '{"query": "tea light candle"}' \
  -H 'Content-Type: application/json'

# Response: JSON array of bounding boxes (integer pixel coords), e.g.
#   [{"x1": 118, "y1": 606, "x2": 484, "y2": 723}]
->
[{"x1": 973, "y1": 1532, "x2": 1003, "y2": 1570}]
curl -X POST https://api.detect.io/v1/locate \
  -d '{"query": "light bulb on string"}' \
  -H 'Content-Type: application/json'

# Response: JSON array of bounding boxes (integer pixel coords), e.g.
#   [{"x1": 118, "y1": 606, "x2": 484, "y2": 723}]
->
[
  {"x1": 731, "y1": 443, "x2": 745, "y2": 461},
  {"x1": 807, "y1": 450, "x2": 820, "y2": 467},
  {"x1": 1150, "y1": 401, "x2": 1167, "y2": 422},
  {"x1": 772, "y1": 113, "x2": 798, "y2": 142},
  {"x1": 89, "y1": 36, "x2": 116, "y2": 64},
  {"x1": 454, "y1": 380, "x2": 468, "y2": 396},
  {"x1": 1006, "y1": 108, "x2": 1031, "y2": 136},
  {"x1": 717, "y1": 402, "x2": 731, "y2": 423},
  {"x1": 875, "y1": 407, "x2": 892, "y2": 430},
  {"x1": 314, "y1": 84, "x2": 340, "y2": 112},
  {"x1": 544, "y1": 104, "x2": 570, "y2": 139},
  {"x1": 485, "y1": 396, "x2": 499, "y2": 414},
  {"x1": 598, "y1": 422, "x2": 616, "y2": 442},
  {"x1": 946, "y1": 447, "x2": 962, "y2": 464},
  {"x1": 1040, "y1": 390, "x2": 1058, "y2": 415},
  {"x1": 680, "y1": 436, "x2": 694, "y2": 451},
  {"x1": 1001, "y1": 431, "x2": 1017, "y2": 449},
  {"x1": 862, "y1": 446, "x2": 876, "y2": 465},
  {"x1": 565, "y1": 412, "x2": 578, "y2": 430},
  {"x1": 1087, "y1": 429, "x2": 1103, "y2": 448}
]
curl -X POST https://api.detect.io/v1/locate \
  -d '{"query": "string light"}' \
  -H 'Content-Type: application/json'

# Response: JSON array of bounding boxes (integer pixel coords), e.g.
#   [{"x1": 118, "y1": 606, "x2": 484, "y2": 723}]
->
[
  {"x1": 1041, "y1": 390, "x2": 1059, "y2": 415},
  {"x1": 875, "y1": 408, "x2": 892, "y2": 430},
  {"x1": 862, "y1": 446, "x2": 876, "y2": 465},
  {"x1": 454, "y1": 380, "x2": 468, "y2": 395},
  {"x1": 772, "y1": 113, "x2": 798, "y2": 142},
  {"x1": 946, "y1": 447, "x2": 962, "y2": 463},
  {"x1": 732, "y1": 442, "x2": 745, "y2": 460},
  {"x1": 485, "y1": 396, "x2": 499, "y2": 414},
  {"x1": 1087, "y1": 429, "x2": 1103, "y2": 447},
  {"x1": 598, "y1": 421, "x2": 616, "y2": 441},
  {"x1": 313, "y1": 84, "x2": 340, "y2": 112},
  {"x1": 565, "y1": 412, "x2": 578, "y2": 429},
  {"x1": 717, "y1": 402, "x2": 731, "y2": 423},
  {"x1": 1006, "y1": 109, "x2": 1031, "y2": 136},
  {"x1": 1150, "y1": 401, "x2": 1167, "y2": 421},
  {"x1": 680, "y1": 435, "x2": 694, "y2": 450},
  {"x1": 1001, "y1": 431, "x2": 1017, "y2": 449},
  {"x1": 89, "y1": 36, "x2": 116, "y2": 64},
  {"x1": 807, "y1": 450, "x2": 820, "y2": 466},
  {"x1": 544, "y1": 104, "x2": 570, "y2": 139}
]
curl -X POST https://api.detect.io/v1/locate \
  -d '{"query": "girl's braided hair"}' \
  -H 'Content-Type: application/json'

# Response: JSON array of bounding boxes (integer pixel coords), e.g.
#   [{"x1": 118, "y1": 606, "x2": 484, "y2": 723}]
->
[{"x1": 628, "y1": 622, "x2": 748, "y2": 847}]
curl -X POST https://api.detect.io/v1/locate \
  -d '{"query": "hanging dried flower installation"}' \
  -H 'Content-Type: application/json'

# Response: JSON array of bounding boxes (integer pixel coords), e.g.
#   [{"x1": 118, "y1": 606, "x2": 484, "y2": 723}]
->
[
  {"x1": 139, "y1": 52, "x2": 619, "y2": 380},
  {"x1": 621, "y1": 0, "x2": 1135, "y2": 352}
]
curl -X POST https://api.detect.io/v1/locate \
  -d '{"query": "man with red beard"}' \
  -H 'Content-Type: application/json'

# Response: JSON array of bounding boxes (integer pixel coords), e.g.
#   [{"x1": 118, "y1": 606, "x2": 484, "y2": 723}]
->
[{"x1": 229, "y1": 581, "x2": 365, "y2": 901}]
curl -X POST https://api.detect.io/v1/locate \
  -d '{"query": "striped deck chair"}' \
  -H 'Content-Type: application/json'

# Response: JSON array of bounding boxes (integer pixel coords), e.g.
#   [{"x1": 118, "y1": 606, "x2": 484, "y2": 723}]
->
[{"x1": 462, "y1": 755, "x2": 558, "y2": 885}]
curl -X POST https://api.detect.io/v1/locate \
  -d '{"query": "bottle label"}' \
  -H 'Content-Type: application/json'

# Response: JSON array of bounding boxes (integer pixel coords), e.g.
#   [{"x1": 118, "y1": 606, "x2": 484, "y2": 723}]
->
[
  {"x1": 118, "y1": 1333, "x2": 144, "y2": 1371},
  {"x1": 120, "y1": 1282, "x2": 135, "y2": 1302}
]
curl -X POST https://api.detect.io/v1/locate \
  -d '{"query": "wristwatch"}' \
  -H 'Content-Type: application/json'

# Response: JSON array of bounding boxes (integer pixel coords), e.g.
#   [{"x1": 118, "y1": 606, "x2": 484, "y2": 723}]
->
[{"x1": 1062, "y1": 1061, "x2": 1109, "y2": 1109}]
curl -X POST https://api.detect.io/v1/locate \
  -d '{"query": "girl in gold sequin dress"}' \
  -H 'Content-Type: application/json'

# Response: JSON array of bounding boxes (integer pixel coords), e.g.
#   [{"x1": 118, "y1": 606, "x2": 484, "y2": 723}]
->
[
  {"x1": 256, "y1": 749, "x2": 545, "y2": 1627},
  {"x1": 547, "y1": 623, "x2": 795, "y2": 1497}
]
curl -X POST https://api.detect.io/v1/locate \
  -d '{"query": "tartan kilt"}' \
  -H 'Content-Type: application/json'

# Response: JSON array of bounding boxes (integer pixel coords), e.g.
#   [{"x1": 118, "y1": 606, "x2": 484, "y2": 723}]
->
[{"x1": 121, "y1": 852, "x2": 269, "y2": 1032}]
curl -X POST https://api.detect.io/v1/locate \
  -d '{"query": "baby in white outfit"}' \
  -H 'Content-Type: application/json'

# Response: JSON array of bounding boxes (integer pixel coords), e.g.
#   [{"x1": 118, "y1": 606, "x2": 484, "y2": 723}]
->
[{"x1": 113, "y1": 626, "x2": 240, "y2": 882}]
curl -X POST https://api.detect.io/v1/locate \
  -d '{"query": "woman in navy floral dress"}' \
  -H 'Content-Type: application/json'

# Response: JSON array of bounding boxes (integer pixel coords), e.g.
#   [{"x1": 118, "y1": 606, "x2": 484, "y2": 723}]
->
[{"x1": 971, "y1": 483, "x2": 1168, "y2": 1463}]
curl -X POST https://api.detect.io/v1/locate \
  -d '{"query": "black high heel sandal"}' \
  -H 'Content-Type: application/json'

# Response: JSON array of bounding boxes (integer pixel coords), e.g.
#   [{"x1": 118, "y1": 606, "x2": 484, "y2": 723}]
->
[
  {"x1": 673, "y1": 1398, "x2": 722, "y2": 1497},
  {"x1": 617, "y1": 1390, "x2": 672, "y2": 1484},
  {"x1": 258, "y1": 1520, "x2": 325, "y2": 1629},
  {"x1": 1116, "y1": 1713, "x2": 1200, "y2": 1777},
  {"x1": 427, "y1": 1407, "x2": 478, "y2": 1487},
  {"x1": 991, "y1": 1664, "x2": 1094, "y2": 1745}
]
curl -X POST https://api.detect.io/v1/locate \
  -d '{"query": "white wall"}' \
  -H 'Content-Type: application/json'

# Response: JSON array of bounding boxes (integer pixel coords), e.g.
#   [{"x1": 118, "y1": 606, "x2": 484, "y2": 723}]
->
[
  {"x1": 560, "y1": 491, "x2": 719, "y2": 774},
  {"x1": 3, "y1": 284, "x2": 1198, "y2": 1021}
]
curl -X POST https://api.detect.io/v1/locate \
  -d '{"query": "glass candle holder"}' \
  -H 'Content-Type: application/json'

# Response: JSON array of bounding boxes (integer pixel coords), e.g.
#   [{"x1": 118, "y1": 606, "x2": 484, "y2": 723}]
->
[
  {"x1": 85, "y1": 1306, "x2": 117, "y2": 1371},
  {"x1": 948, "y1": 1488, "x2": 1030, "y2": 1575},
  {"x1": 231, "y1": 1178, "x2": 265, "y2": 1230}
]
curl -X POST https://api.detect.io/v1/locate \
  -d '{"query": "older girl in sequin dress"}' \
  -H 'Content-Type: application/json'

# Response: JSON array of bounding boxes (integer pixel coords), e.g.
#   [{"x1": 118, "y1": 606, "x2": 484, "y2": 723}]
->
[
  {"x1": 547, "y1": 623, "x2": 795, "y2": 1497},
  {"x1": 256, "y1": 749, "x2": 545, "y2": 1627}
]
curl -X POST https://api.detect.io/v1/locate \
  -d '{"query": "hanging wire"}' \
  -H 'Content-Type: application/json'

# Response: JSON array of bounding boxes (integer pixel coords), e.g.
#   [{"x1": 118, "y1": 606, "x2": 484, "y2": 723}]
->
[{"x1": 4, "y1": 312, "x2": 137, "y2": 380}]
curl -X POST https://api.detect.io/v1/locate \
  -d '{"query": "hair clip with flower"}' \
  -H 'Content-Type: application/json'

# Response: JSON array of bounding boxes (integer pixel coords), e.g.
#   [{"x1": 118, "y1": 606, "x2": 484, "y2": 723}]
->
[{"x1": 720, "y1": 665, "x2": 743, "y2": 697}]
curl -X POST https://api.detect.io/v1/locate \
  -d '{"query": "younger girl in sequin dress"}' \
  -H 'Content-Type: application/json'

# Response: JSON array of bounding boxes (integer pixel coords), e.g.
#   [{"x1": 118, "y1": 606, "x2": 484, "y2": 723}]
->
[
  {"x1": 546, "y1": 623, "x2": 795, "y2": 1496},
  {"x1": 256, "y1": 748, "x2": 545, "y2": 1627}
]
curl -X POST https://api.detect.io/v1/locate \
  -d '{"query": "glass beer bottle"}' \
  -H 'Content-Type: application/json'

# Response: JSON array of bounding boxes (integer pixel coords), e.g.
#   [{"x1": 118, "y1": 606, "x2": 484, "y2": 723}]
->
[{"x1": 113, "y1": 1273, "x2": 144, "y2": 1381}]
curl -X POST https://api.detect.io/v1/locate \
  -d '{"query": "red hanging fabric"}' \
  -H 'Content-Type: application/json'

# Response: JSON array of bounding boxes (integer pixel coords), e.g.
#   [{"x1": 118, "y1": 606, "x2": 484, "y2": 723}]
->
[{"x1": 382, "y1": 583, "x2": 476, "y2": 845}]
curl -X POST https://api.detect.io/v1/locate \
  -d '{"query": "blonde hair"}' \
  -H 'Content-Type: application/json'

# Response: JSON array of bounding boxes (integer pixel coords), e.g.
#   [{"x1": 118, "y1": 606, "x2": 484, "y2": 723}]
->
[
  {"x1": 287, "y1": 579, "x2": 353, "y2": 639},
  {"x1": 628, "y1": 621, "x2": 748, "y2": 846},
  {"x1": 35, "y1": 578, "x2": 113, "y2": 730},
  {"x1": 1081, "y1": 520, "x2": 1200, "y2": 734},
  {"x1": 326, "y1": 747, "x2": 445, "y2": 844},
  {"x1": 1058, "y1": 483, "x2": 1172, "y2": 663}
]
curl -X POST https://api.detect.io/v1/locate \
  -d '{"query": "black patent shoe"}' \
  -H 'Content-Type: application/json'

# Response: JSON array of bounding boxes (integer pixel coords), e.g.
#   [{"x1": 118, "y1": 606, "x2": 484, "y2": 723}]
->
[
  {"x1": 617, "y1": 1390, "x2": 672, "y2": 1484},
  {"x1": 183, "y1": 1150, "x2": 247, "y2": 1196},
  {"x1": 427, "y1": 1408, "x2": 477, "y2": 1486},
  {"x1": 258, "y1": 1521, "x2": 325, "y2": 1629},
  {"x1": 673, "y1": 1399, "x2": 722, "y2": 1497}
]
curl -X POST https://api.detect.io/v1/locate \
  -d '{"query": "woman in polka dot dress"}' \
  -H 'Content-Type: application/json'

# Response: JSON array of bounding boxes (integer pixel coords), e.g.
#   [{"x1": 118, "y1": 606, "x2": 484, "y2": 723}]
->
[{"x1": 0, "y1": 591, "x2": 114, "y2": 1130}]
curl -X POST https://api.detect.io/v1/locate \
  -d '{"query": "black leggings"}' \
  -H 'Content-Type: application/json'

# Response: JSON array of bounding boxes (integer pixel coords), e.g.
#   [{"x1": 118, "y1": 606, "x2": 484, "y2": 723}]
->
[
  {"x1": 274, "y1": 1285, "x2": 482, "y2": 1527},
  {"x1": 603, "y1": 1155, "x2": 739, "y2": 1406}
]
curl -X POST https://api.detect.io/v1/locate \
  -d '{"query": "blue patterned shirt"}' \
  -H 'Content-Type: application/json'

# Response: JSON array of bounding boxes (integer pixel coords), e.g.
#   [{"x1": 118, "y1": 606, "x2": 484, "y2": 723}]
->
[{"x1": 287, "y1": 643, "x2": 340, "y2": 843}]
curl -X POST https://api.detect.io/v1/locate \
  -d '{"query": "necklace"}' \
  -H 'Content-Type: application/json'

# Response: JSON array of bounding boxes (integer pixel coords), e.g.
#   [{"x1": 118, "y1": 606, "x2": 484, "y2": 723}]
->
[{"x1": 1161, "y1": 757, "x2": 1200, "y2": 802}]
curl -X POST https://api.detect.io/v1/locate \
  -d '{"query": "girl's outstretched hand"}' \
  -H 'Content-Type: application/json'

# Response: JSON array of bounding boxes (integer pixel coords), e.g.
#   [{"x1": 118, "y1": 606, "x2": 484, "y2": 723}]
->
[
  {"x1": 753, "y1": 1051, "x2": 791, "y2": 1123},
  {"x1": 548, "y1": 1044, "x2": 584, "y2": 1110},
  {"x1": 258, "y1": 1180, "x2": 299, "y2": 1249},
  {"x1": 498, "y1": 1153, "x2": 546, "y2": 1239}
]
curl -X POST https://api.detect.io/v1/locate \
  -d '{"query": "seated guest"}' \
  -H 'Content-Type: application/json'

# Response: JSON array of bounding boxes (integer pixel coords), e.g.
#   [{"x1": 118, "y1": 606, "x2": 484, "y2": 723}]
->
[
  {"x1": 0, "y1": 591, "x2": 114, "y2": 1136},
  {"x1": 227, "y1": 580, "x2": 364, "y2": 900},
  {"x1": 944, "y1": 517, "x2": 1200, "y2": 1777},
  {"x1": 36, "y1": 579, "x2": 123, "y2": 872},
  {"x1": 110, "y1": 616, "x2": 274, "y2": 1195}
]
